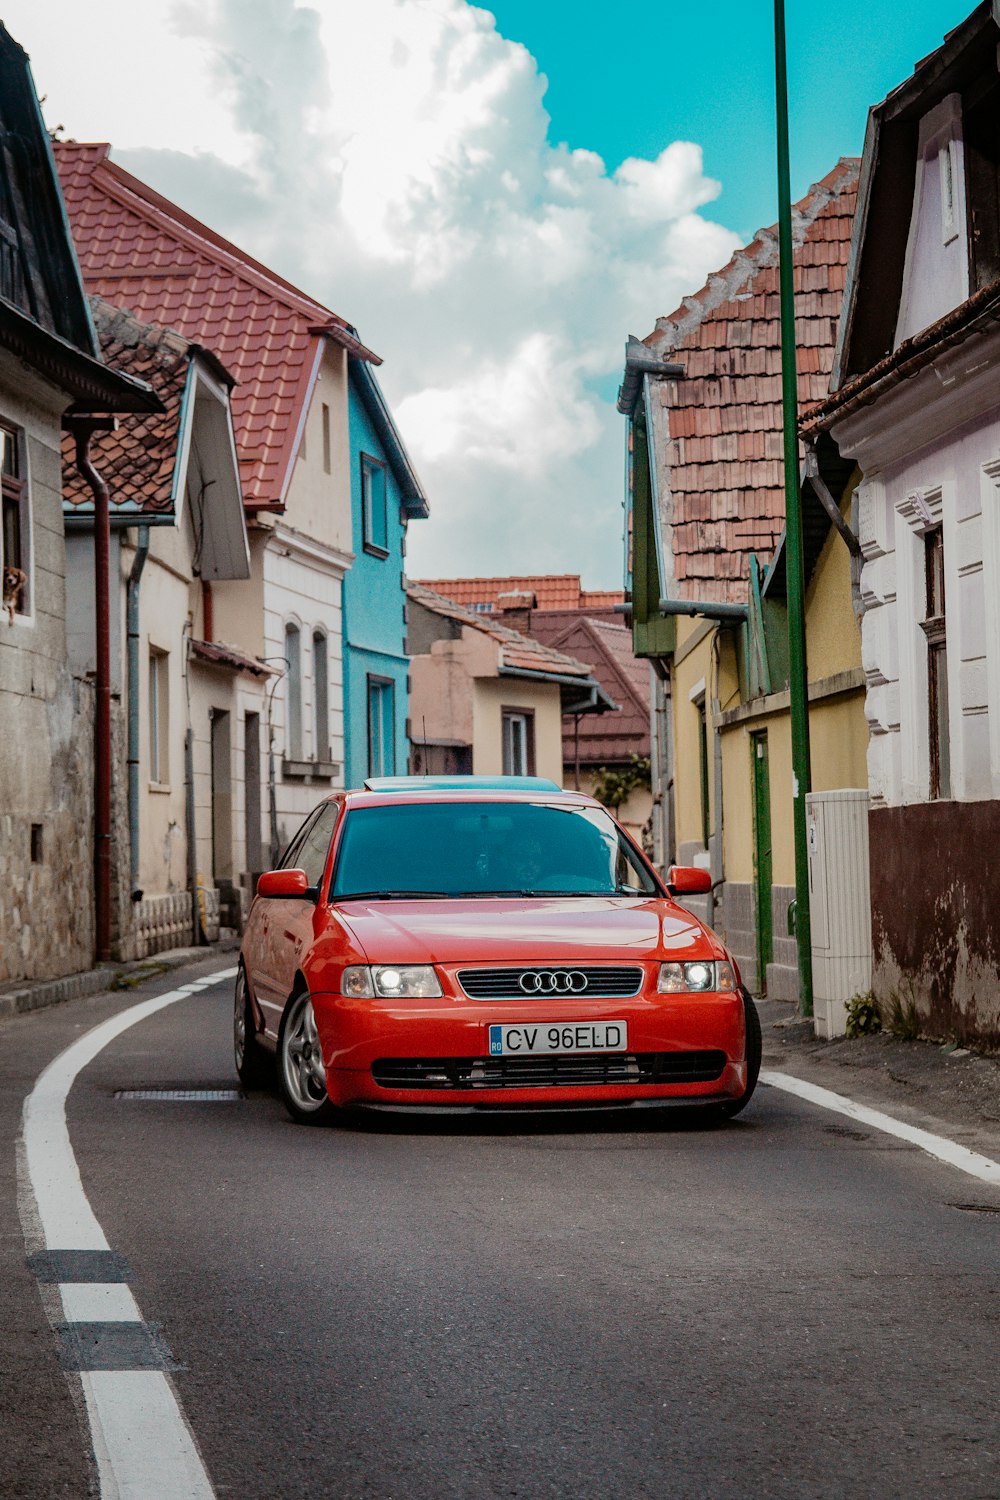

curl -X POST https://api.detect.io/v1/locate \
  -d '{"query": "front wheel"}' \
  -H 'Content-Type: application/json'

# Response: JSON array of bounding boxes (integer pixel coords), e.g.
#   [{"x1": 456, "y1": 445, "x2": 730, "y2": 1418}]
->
[
  {"x1": 278, "y1": 989, "x2": 336, "y2": 1125},
  {"x1": 718, "y1": 986, "x2": 762, "y2": 1120},
  {"x1": 234, "y1": 966, "x2": 272, "y2": 1089}
]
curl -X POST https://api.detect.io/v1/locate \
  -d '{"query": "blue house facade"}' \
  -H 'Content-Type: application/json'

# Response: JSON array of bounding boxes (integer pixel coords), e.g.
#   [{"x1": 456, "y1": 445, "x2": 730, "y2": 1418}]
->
[{"x1": 342, "y1": 359, "x2": 429, "y2": 788}]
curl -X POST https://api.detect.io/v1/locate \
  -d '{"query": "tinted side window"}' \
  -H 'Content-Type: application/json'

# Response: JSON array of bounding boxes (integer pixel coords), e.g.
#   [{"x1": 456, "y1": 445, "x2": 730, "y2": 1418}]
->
[
  {"x1": 279, "y1": 807, "x2": 321, "y2": 870},
  {"x1": 297, "y1": 803, "x2": 339, "y2": 888}
]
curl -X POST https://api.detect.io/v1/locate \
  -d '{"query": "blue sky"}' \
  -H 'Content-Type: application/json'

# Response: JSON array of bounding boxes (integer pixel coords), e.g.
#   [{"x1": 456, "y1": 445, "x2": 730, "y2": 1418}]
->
[{"x1": 489, "y1": 0, "x2": 966, "y2": 237}]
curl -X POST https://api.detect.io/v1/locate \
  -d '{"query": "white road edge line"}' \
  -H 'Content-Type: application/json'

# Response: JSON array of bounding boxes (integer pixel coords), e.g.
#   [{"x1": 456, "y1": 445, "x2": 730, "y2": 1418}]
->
[
  {"x1": 760, "y1": 1069, "x2": 1000, "y2": 1187},
  {"x1": 20, "y1": 965, "x2": 239, "y2": 1500}
]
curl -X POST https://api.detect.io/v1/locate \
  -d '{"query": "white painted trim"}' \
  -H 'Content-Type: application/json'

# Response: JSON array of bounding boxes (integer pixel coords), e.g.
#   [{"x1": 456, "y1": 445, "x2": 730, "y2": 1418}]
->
[
  {"x1": 894, "y1": 93, "x2": 968, "y2": 349},
  {"x1": 688, "y1": 676, "x2": 706, "y2": 704},
  {"x1": 761, "y1": 1071, "x2": 1000, "y2": 1186},
  {"x1": 981, "y1": 458, "x2": 1000, "y2": 794},
  {"x1": 19, "y1": 969, "x2": 237, "y2": 1499},
  {"x1": 268, "y1": 521, "x2": 353, "y2": 574}
]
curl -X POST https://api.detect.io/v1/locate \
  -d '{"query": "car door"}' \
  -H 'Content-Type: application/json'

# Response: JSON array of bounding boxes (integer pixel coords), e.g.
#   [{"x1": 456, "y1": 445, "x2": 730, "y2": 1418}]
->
[
  {"x1": 267, "y1": 800, "x2": 341, "y2": 1036},
  {"x1": 247, "y1": 807, "x2": 322, "y2": 1030}
]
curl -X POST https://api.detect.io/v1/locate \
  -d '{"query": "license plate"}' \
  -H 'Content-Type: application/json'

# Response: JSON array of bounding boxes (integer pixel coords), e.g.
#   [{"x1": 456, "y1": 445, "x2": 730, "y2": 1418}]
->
[{"x1": 488, "y1": 1021, "x2": 628, "y2": 1056}]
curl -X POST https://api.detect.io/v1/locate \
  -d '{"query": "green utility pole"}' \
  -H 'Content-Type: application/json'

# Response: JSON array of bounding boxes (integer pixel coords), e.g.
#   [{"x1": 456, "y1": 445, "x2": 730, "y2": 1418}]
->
[{"x1": 773, "y1": 0, "x2": 813, "y2": 1017}]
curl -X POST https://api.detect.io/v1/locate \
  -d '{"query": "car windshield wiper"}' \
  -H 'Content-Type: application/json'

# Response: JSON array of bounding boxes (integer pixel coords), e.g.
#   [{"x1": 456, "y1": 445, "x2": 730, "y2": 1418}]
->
[{"x1": 335, "y1": 890, "x2": 454, "y2": 901}]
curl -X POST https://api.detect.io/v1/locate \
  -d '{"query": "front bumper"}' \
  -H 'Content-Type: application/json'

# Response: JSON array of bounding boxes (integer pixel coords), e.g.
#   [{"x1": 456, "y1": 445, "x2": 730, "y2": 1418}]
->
[{"x1": 311, "y1": 987, "x2": 747, "y2": 1110}]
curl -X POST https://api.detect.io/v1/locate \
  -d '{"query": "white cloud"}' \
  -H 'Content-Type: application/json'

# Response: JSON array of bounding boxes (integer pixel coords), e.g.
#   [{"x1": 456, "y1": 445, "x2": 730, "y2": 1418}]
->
[{"x1": 7, "y1": 0, "x2": 741, "y2": 583}]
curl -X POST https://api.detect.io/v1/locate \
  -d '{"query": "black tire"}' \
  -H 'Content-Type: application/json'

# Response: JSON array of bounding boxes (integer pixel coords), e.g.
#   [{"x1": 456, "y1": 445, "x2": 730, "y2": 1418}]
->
[
  {"x1": 718, "y1": 986, "x2": 762, "y2": 1120},
  {"x1": 234, "y1": 965, "x2": 272, "y2": 1089},
  {"x1": 277, "y1": 988, "x2": 336, "y2": 1126}
]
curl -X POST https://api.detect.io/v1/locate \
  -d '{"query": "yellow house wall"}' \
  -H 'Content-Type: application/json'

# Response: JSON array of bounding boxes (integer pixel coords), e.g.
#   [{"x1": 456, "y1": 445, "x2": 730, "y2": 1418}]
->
[
  {"x1": 473, "y1": 677, "x2": 565, "y2": 784},
  {"x1": 671, "y1": 619, "x2": 715, "y2": 851},
  {"x1": 718, "y1": 514, "x2": 867, "y2": 890}
]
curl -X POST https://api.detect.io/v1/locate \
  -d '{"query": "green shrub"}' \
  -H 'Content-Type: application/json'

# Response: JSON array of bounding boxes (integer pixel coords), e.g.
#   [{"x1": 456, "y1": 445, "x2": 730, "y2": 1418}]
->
[{"x1": 845, "y1": 992, "x2": 881, "y2": 1038}]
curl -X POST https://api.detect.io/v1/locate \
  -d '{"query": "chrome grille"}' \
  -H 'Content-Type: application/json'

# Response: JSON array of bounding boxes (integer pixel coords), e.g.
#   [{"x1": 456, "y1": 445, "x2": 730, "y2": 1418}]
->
[{"x1": 456, "y1": 965, "x2": 643, "y2": 999}]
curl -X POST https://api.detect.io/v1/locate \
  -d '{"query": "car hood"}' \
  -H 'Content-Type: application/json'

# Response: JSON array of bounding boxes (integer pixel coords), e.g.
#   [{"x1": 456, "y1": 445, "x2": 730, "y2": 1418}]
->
[{"x1": 334, "y1": 896, "x2": 706, "y2": 965}]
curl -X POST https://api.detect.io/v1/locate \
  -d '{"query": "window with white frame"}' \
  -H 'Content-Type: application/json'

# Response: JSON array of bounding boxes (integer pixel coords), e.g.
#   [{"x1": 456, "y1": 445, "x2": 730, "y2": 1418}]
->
[
  {"x1": 313, "y1": 628, "x2": 329, "y2": 762},
  {"x1": 921, "y1": 526, "x2": 951, "y2": 799},
  {"x1": 148, "y1": 647, "x2": 169, "y2": 785},
  {"x1": 501, "y1": 709, "x2": 535, "y2": 777},
  {"x1": 285, "y1": 622, "x2": 302, "y2": 760},
  {"x1": 1, "y1": 422, "x2": 29, "y2": 619}
]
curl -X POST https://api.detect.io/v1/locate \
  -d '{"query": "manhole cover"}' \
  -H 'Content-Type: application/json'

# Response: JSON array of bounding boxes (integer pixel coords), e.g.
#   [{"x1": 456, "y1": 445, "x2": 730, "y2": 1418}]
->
[{"x1": 114, "y1": 1089, "x2": 245, "y2": 1102}]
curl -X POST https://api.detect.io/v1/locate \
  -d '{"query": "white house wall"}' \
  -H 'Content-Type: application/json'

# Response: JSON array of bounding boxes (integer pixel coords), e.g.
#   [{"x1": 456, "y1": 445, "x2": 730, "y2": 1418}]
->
[{"x1": 263, "y1": 538, "x2": 346, "y2": 857}]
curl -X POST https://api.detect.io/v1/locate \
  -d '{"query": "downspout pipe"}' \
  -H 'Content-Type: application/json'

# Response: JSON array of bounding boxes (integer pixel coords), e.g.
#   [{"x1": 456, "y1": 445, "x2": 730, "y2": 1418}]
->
[
  {"x1": 67, "y1": 416, "x2": 117, "y2": 964},
  {"x1": 127, "y1": 526, "x2": 150, "y2": 900},
  {"x1": 657, "y1": 597, "x2": 748, "y2": 623}
]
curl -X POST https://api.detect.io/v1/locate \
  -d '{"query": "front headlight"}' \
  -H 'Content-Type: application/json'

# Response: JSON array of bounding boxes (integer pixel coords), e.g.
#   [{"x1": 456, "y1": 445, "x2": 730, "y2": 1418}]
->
[
  {"x1": 657, "y1": 960, "x2": 737, "y2": 994},
  {"x1": 341, "y1": 964, "x2": 443, "y2": 998}
]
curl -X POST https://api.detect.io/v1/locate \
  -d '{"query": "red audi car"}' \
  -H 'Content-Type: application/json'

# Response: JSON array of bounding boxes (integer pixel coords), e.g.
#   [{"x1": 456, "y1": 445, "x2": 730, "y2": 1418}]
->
[{"x1": 235, "y1": 776, "x2": 761, "y2": 1124}]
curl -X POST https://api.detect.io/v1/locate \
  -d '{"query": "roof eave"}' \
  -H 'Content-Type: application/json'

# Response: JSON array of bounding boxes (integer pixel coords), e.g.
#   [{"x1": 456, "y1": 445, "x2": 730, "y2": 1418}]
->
[
  {"x1": 0, "y1": 300, "x2": 163, "y2": 413},
  {"x1": 351, "y1": 360, "x2": 429, "y2": 518}
]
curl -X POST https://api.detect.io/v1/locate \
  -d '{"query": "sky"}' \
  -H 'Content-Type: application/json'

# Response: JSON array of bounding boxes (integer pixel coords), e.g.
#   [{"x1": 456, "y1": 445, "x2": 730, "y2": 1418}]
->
[{"x1": 8, "y1": 0, "x2": 971, "y2": 585}]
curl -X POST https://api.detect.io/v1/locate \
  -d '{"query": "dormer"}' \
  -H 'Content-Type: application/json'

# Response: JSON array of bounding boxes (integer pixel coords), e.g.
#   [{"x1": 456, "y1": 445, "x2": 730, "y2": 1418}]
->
[
  {"x1": 831, "y1": 3, "x2": 1000, "y2": 390},
  {"x1": 894, "y1": 95, "x2": 969, "y2": 344}
]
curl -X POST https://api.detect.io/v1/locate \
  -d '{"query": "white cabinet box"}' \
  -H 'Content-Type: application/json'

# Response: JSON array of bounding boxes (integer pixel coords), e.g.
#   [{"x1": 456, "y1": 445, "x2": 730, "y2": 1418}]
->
[{"x1": 806, "y1": 789, "x2": 873, "y2": 1039}]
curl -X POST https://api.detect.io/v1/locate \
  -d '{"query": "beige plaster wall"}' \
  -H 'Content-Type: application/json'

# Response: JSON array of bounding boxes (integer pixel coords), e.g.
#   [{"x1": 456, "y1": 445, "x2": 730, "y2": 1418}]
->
[
  {"x1": 473, "y1": 676, "x2": 565, "y2": 783},
  {"x1": 284, "y1": 346, "x2": 352, "y2": 555}
]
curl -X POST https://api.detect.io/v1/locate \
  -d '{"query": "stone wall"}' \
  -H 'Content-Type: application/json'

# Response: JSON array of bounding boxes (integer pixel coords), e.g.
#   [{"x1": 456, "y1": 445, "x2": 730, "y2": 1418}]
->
[{"x1": 0, "y1": 671, "x2": 95, "y2": 983}]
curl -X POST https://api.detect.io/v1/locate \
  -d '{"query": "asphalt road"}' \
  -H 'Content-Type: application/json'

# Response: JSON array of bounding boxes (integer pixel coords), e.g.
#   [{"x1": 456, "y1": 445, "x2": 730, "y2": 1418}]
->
[{"x1": 4, "y1": 963, "x2": 1000, "y2": 1499}]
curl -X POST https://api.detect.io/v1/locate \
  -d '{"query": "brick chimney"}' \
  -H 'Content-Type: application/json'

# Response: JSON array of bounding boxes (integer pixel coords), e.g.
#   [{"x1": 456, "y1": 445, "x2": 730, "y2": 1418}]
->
[{"x1": 497, "y1": 590, "x2": 536, "y2": 636}]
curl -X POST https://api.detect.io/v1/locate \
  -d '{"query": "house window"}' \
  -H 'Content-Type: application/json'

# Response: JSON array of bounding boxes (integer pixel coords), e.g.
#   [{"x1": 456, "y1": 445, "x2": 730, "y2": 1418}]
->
[
  {"x1": 361, "y1": 455, "x2": 388, "y2": 555},
  {"x1": 922, "y1": 527, "x2": 950, "y2": 799},
  {"x1": 698, "y1": 703, "x2": 710, "y2": 849},
  {"x1": 148, "y1": 648, "x2": 169, "y2": 785},
  {"x1": 285, "y1": 622, "x2": 302, "y2": 760},
  {"x1": 322, "y1": 403, "x2": 331, "y2": 474},
  {"x1": 1, "y1": 423, "x2": 29, "y2": 618},
  {"x1": 368, "y1": 676, "x2": 395, "y2": 777},
  {"x1": 501, "y1": 709, "x2": 535, "y2": 777},
  {"x1": 313, "y1": 629, "x2": 329, "y2": 761}
]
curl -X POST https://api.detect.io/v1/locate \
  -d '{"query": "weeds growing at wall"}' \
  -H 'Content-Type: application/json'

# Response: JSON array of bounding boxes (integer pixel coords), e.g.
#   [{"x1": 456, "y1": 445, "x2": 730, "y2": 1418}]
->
[{"x1": 845, "y1": 992, "x2": 881, "y2": 1038}]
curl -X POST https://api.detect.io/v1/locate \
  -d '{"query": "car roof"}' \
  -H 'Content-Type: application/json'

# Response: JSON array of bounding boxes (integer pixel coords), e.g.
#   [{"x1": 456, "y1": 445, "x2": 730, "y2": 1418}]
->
[
  {"x1": 340, "y1": 783, "x2": 602, "y2": 811},
  {"x1": 362, "y1": 775, "x2": 564, "y2": 794}
]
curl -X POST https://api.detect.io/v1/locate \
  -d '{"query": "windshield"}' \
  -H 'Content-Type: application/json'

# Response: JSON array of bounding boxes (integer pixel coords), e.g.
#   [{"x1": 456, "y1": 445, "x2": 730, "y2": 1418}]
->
[{"x1": 331, "y1": 800, "x2": 659, "y2": 900}]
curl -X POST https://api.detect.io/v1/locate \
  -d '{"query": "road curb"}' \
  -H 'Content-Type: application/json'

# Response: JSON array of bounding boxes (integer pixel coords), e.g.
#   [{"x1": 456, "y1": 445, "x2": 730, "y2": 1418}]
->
[{"x1": 0, "y1": 943, "x2": 240, "y2": 1023}]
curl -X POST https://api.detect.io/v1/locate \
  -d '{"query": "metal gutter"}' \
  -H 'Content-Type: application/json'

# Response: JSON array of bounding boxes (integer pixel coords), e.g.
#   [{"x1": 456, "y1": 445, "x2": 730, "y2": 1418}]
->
[
  {"x1": 499, "y1": 665, "x2": 616, "y2": 709},
  {"x1": 616, "y1": 336, "x2": 684, "y2": 416}
]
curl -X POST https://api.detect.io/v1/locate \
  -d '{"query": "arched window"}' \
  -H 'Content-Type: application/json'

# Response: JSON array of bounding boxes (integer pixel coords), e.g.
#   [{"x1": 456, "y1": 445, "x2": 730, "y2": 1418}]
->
[
  {"x1": 313, "y1": 628, "x2": 329, "y2": 762},
  {"x1": 284, "y1": 622, "x2": 302, "y2": 760}
]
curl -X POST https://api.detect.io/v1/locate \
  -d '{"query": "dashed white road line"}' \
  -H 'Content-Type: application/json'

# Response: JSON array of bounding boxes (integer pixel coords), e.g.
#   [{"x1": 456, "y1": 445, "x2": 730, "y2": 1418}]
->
[
  {"x1": 19, "y1": 966, "x2": 238, "y2": 1500},
  {"x1": 761, "y1": 1069, "x2": 1000, "y2": 1187}
]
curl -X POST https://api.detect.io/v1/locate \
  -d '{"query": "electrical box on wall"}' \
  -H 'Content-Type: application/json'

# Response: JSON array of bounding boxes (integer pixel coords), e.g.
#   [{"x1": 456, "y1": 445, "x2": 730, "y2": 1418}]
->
[{"x1": 806, "y1": 789, "x2": 872, "y2": 1039}]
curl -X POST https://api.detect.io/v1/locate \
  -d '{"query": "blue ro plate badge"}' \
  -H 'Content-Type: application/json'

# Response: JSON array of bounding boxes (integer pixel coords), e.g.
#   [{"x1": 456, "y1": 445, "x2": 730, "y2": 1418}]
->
[{"x1": 488, "y1": 1022, "x2": 628, "y2": 1056}]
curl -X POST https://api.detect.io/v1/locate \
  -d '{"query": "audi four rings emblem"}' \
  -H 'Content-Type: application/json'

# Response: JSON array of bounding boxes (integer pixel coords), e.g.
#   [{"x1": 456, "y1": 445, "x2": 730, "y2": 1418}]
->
[{"x1": 518, "y1": 969, "x2": 589, "y2": 994}]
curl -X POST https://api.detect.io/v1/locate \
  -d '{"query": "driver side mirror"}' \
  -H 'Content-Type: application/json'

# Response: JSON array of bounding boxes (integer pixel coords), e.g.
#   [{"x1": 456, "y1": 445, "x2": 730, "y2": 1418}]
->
[
  {"x1": 666, "y1": 865, "x2": 712, "y2": 895},
  {"x1": 256, "y1": 868, "x2": 316, "y2": 901}
]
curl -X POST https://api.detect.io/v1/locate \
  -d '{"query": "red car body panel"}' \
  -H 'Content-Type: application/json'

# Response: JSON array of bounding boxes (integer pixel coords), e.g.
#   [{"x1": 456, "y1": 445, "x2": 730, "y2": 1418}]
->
[{"x1": 240, "y1": 788, "x2": 749, "y2": 1113}]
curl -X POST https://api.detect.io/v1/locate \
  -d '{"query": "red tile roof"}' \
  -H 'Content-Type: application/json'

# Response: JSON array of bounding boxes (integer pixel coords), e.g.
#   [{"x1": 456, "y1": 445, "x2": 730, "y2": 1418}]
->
[
  {"x1": 641, "y1": 157, "x2": 860, "y2": 603},
  {"x1": 406, "y1": 582, "x2": 596, "y2": 681},
  {"x1": 529, "y1": 612, "x2": 651, "y2": 765},
  {"x1": 55, "y1": 142, "x2": 377, "y2": 513},
  {"x1": 417, "y1": 574, "x2": 625, "y2": 612},
  {"x1": 62, "y1": 297, "x2": 201, "y2": 518}
]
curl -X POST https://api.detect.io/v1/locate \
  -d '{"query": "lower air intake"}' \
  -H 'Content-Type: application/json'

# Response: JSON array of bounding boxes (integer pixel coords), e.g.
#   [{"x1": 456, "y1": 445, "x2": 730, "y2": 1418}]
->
[{"x1": 371, "y1": 1051, "x2": 727, "y2": 1090}]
